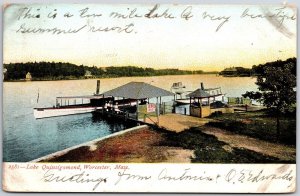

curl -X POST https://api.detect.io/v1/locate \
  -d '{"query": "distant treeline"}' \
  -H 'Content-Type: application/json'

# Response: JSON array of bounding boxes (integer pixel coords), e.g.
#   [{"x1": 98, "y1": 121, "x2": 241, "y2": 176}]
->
[
  {"x1": 220, "y1": 57, "x2": 296, "y2": 77},
  {"x1": 251, "y1": 57, "x2": 296, "y2": 76},
  {"x1": 3, "y1": 62, "x2": 215, "y2": 81}
]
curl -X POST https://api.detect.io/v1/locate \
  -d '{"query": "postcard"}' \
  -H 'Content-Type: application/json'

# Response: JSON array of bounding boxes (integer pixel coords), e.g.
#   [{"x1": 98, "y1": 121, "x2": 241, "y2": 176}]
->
[{"x1": 2, "y1": 3, "x2": 296, "y2": 193}]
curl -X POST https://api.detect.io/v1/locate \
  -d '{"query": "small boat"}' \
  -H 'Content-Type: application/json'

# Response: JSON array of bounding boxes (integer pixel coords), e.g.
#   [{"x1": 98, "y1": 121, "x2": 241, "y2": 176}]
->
[
  {"x1": 174, "y1": 98, "x2": 191, "y2": 105},
  {"x1": 175, "y1": 83, "x2": 226, "y2": 105},
  {"x1": 170, "y1": 82, "x2": 186, "y2": 94},
  {"x1": 33, "y1": 95, "x2": 138, "y2": 119},
  {"x1": 33, "y1": 95, "x2": 112, "y2": 119},
  {"x1": 35, "y1": 80, "x2": 122, "y2": 119}
]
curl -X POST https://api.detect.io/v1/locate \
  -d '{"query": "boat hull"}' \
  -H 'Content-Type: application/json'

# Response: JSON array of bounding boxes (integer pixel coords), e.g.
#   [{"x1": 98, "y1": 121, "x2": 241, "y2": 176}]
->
[{"x1": 33, "y1": 106, "x2": 102, "y2": 119}]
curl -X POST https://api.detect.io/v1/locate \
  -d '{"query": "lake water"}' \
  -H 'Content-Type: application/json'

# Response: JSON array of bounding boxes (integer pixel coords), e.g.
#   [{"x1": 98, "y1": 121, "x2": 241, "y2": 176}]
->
[{"x1": 3, "y1": 74, "x2": 258, "y2": 162}]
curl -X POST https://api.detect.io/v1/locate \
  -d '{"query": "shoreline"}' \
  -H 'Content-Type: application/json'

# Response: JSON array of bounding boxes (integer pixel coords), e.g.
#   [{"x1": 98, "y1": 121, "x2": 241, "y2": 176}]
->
[
  {"x1": 33, "y1": 124, "x2": 195, "y2": 163},
  {"x1": 29, "y1": 125, "x2": 148, "y2": 163},
  {"x1": 3, "y1": 73, "x2": 221, "y2": 82},
  {"x1": 30, "y1": 118, "x2": 296, "y2": 163}
]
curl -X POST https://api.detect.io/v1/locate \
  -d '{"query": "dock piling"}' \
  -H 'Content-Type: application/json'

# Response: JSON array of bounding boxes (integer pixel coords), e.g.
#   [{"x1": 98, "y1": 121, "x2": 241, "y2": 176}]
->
[{"x1": 96, "y1": 80, "x2": 100, "y2": 95}]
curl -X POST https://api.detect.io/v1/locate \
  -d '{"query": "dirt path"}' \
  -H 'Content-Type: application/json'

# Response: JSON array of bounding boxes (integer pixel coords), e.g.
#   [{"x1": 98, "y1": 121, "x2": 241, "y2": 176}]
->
[{"x1": 201, "y1": 126, "x2": 296, "y2": 162}]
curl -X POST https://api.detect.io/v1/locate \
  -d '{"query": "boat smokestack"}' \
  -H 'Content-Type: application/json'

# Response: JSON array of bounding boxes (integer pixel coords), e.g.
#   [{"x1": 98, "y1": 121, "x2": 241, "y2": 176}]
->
[
  {"x1": 200, "y1": 82, "x2": 204, "y2": 90},
  {"x1": 96, "y1": 80, "x2": 100, "y2": 94}
]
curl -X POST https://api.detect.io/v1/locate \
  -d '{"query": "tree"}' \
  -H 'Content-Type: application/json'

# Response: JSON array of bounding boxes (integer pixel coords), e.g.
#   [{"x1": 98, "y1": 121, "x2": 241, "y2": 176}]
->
[{"x1": 243, "y1": 60, "x2": 296, "y2": 140}]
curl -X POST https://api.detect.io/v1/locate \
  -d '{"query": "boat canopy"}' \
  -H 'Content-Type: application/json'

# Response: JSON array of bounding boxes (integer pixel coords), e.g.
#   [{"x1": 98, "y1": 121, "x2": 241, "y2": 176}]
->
[
  {"x1": 56, "y1": 95, "x2": 105, "y2": 99},
  {"x1": 103, "y1": 82, "x2": 174, "y2": 100},
  {"x1": 186, "y1": 89, "x2": 211, "y2": 98}
]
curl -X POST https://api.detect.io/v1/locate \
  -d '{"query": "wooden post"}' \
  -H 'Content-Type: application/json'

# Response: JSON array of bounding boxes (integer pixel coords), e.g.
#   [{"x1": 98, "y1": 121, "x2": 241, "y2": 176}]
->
[
  {"x1": 96, "y1": 80, "x2": 100, "y2": 95},
  {"x1": 136, "y1": 100, "x2": 139, "y2": 120},
  {"x1": 156, "y1": 97, "x2": 160, "y2": 125},
  {"x1": 189, "y1": 97, "x2": 192, "y2": 116},
  {"x1": 159, "y1": 97, "x2": 162, "y2": 115},
  {"x1": 156, "y1": 97, "x2": 159, "y2": 116},
  {"x1": 201, "y1": 82, "x2": 204, "y2": 90}
]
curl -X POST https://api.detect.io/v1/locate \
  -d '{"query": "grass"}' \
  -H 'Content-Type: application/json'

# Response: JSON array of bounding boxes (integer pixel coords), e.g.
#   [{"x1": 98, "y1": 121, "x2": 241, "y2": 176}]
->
[
  {"x1": 207, "y1": 111, "x2": 296, "y2": 146},
  {"x1": 157, "y1": 127, "x2": 292, "y2": 163}
]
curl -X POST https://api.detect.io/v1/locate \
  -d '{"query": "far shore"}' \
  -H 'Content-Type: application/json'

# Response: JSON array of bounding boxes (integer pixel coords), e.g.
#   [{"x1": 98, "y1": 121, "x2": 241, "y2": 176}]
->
[{"x1": 3, "y1": 73, "x2": 221, "y2": 82}]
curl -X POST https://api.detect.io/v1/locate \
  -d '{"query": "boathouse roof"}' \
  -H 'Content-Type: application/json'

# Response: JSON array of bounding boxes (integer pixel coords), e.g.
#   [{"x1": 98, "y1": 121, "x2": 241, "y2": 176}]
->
[
  {"x1": 186, "y1": 89, "x2": 211, "y2": 98},
  {"x1": 103, "y1": 82, "x2": 174, "y2": 99}
]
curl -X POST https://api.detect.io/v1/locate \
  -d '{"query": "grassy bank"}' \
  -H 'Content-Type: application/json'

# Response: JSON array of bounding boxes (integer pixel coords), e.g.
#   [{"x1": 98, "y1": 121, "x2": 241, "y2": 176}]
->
[
  {"x1": 157, "y1": 127, "x2": 292, "y2": 163},
  {"x1": 206, "y1": 111, "x2": 296, "y2": 146}
]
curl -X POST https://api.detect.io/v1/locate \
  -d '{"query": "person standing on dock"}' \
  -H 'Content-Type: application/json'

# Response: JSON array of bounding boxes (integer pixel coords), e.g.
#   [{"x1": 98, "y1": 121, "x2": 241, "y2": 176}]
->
[
  {"x1": 114, "y1": 102, "x2": 120, "y2": 114},
  {"x1": 107, "y1": 101, "x2": 113, "y2": 111},
  {"x1": 104, "y1": 102, "x2": 108, "y2": 111}
]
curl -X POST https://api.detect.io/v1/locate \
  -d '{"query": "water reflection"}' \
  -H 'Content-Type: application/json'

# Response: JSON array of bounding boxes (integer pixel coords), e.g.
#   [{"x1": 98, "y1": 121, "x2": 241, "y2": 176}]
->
[{"x1": 91, "y1": 112, "x2": 137, "y2": 133}]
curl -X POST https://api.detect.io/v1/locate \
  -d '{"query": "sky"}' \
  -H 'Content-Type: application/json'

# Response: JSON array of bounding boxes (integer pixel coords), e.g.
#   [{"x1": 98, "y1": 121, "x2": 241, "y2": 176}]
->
[{"x1": 3, "y1": 4, "x2": 297, "y2": 71}]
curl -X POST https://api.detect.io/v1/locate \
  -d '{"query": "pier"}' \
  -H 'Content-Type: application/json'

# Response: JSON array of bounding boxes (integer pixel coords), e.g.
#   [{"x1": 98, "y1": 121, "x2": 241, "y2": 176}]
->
[
  {"x1": 144, "y1": 113, "x2": 211, "y2": 132},
  {"x1": 98, "y1": 81, "x2": 175, "y2": 123},
  {"x1": 93, "y1": 81, "x2": 237, "y2": 131}
]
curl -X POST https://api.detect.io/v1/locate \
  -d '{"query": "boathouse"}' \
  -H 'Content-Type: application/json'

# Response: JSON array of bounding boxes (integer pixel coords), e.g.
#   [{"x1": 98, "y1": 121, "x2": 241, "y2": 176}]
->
[
  {"x1": 187, "y1": 84, "x2": 234, "y2": 118},
  {"x1": 103, "y1": 82, "x2": 174, "y2": 121},
  {"x1": 219, "y1": 67, "x2": 237, "y2": 76}
]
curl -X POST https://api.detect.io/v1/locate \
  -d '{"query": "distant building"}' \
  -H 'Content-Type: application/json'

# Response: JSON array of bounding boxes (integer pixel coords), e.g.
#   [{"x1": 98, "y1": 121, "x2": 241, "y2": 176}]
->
[
  {"x1": 100, "y1": 67, "x2": 107, "y2": 72},
  {"x1": 220, "y1": 67, "x2": 237, "y2": 76},
  {"x1": 219, "y1": 67, "x2": 251, "y2": 77},
  {"x1": 25, "y1": 72, "x2": 32, "y2": 81},
  {"x1": 84, "y1": 70, "x2": 93, "y2": 78}
]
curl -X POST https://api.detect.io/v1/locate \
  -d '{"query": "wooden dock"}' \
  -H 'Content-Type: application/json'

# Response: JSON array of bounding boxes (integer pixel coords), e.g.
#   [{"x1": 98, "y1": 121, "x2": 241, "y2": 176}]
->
[
  {"x1": 94, "y1": 109, "x2": 212, "y2": 133},
  {"x1": 144, "y1": 113, "x2": 212, "y2": 132}
]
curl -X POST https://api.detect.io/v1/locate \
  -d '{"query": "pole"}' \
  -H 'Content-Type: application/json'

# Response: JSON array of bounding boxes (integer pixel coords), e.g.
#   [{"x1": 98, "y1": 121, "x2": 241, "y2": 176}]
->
[
  {"x1": 156, "y1": 97, "x2": 159, "y2": 125},
  {"x1": 136, "y1": 100, "x2": 139, "y2": 120},
  {"x1": 189, "y1": 97, "x2": 192, "y2": 116},
  {"x1": 96, "y1": 80, "x2": 100, "y2": 95},
  {"x1": 156, "y1": 97, "x2": 159, "y2": 116}
]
